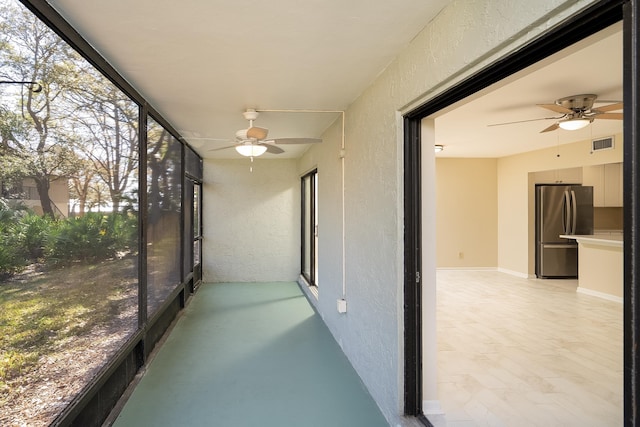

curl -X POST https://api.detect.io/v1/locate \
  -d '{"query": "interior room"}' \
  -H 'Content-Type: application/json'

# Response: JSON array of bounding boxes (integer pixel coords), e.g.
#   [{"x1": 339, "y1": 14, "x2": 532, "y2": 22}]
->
[
  {"x1": 423, "y1": 23, "x2": 623, "y2": 425},
  {"x1": 0, "y1": 1, "x2": 637, "y2": 427},
  {"x1": 433, "y1": 23, "x2": 623, "y2": 279}
]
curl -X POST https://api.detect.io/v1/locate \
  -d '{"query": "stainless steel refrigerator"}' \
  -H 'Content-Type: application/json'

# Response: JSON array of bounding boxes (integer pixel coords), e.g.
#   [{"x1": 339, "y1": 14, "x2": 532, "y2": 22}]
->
[{"x1": 535, "y1": 184, "x2": 593, "y2": 278}]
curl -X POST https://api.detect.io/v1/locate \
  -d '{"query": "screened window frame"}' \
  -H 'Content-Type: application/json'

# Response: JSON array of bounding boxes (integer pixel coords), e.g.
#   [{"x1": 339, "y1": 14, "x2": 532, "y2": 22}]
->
[{"x1": 13, "y1": 1, "x2": 205, "y2": 425}]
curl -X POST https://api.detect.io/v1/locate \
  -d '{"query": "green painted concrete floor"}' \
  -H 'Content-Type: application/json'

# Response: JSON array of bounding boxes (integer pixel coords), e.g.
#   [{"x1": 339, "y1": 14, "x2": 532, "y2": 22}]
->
[{"x1": 112, "y1": 282, "x2": 388, "y2": 427}]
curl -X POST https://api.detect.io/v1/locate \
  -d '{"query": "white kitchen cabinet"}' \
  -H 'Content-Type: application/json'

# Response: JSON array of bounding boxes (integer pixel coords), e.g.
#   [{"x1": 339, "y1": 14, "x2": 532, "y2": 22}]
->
[
  {"x1": 582, "y1": 163, "x2": 623, "y2": 207},
  {"x1": 533, "y1": 167, "x2": 583, "y2": 184},
  {"x1": 582, "y1": 165, "x2": 605, "y2": 206},
  {"x1": 603, "y1": 163, "x2": 623, "y2": 207}
]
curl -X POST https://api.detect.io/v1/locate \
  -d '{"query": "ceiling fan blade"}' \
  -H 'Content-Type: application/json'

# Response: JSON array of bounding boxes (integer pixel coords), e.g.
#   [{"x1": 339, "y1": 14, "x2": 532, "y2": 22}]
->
[
  {"x1": 246, "y1": 126, "x2": 269, "y2": 140},
  {"x1": 593, "y1": 102, "x2": 623, "y2": 112},
  {"x1": 264, "y1": 144, "x2": 285, "y2": 154},
  {"x1": 537, "y1": 103, "x2": 574, "y2": 114},
  {"x1": 273, "y1": 138, "x2": 322, "y2": 144},
  {"x1": 182, "y1": 137, "x2": 231, "y2": 143},
  {"x1": 595, "y1": 112, "x2": 623, "y2": 120},
  {"x1": 540, "y1": 123, "x2": 560, "y2": 133},
  {"x1": 488, "y1": 116, "x2": 562, "y2": 127},
  {"x1": 208, "y1": 144, "x2": 237, "y2": 152}
]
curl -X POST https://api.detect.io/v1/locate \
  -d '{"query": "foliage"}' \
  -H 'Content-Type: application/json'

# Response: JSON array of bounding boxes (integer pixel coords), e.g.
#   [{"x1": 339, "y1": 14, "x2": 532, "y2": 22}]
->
[
  {"x1": 0, "y1": 1, "x2": 89, "y2": 218},
  {"x1": 1, "y1": 1, "x2": 139, "y2": 217},
  {"x1": 0, "y1": 230, "x2": 24, "y2": 276},
  {"x1": 147, "y1": 118, "x2": 181, "y2": 214},
  {"x1": 0, "y1": 201, "x2": 137, "y2": 273},
  {"x1": 45, "y1": 212, "x2": 137, "y2": 265},
  {"x1": 14, "y1": 213, "x2": 51, "y2": 259},
  {"x1": 0, "y1": 3, "x2": 142, "y2": 422},
  {"x1": 0, "y1": 199, "x2": 28, "y2": 276},
  {"x1": 68, "y1": 80, "x2": 140, "y2": 214}
]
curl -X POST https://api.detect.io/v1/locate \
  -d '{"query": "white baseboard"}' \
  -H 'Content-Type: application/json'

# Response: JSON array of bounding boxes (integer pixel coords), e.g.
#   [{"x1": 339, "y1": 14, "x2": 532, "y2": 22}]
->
[
  {"x1": 497, "y1": 267, "x2": 529, "y2": 278},
  {"x1": 423, "y1": 399, "x2": 444, "y2": 415},
  {"x1": 436, "y1": 267, "x2": 531, "y2": 279},
  {"x1": 577, "y1": 287, "x2": 623, "y2": 303},
  {"x1": 297, "y1": 275, "x2": 319, "y2": 301}
]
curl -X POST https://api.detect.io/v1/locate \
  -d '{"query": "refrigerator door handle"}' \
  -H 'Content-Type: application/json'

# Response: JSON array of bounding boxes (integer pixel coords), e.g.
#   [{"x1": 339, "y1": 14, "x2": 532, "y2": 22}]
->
[
  {"x1": 570, "y1": 190, "x2": 577, "y2": 235},
  {"x1": 563, "y1": 190, "x2": 571, "y2": 234},
  {"x1": 541, "y1": 243, "x2": 576, "y2": 249}
]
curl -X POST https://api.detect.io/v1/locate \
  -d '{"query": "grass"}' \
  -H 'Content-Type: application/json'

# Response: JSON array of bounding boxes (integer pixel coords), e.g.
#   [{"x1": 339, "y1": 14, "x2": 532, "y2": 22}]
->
[{"x1": 0, "y1": 256, "x2": 138, "y2": 392}]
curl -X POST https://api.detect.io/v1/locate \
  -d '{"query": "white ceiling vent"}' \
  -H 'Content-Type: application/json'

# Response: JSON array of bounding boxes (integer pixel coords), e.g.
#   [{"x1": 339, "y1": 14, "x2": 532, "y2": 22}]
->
[{"x1": 592, "y1": 136, "x2": 615, "y2": 152}]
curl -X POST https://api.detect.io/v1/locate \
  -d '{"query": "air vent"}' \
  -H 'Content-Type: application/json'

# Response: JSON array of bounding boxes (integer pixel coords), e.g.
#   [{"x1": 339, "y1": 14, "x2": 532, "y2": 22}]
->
[{"x1": 592, "y1": 136, "x2": 614, "y2": 152}]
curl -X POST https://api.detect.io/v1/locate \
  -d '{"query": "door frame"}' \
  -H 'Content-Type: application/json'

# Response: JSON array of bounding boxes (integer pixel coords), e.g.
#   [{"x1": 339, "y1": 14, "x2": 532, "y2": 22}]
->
[
  {"x1": 403, "y1": 1, "x2": 638, "y2": 424},
  {"x1": 301, "y1": 169, "x2": 318, "y2": 287}
]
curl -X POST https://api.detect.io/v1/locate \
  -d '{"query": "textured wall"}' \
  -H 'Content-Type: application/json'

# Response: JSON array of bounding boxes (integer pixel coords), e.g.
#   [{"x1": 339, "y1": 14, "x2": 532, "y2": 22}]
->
[
  {"x1": 202, "y1": 159, "x2": 300, "y2": 282},
  {"x1": 295, "y1": 1, "x2": 599, "y2": 425},
  {"x1": 297, "y1": 118, "x2": 344, "y2": 303}
]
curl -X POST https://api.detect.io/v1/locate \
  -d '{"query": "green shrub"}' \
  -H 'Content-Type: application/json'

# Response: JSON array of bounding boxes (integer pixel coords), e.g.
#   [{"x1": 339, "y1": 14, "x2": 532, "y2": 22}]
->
[
  {"x1": 0, "y1": 199, "x2": 138, "y2": 271},
  {"x1": 0, "y1": 227, "x2": 26, "y2": 276},
  {"x1": 45, "y1": 212, "x2": 136, "y2": 265},
  {"x1": 15, "y1": 213, "x2": 51, "y2": 260},
  {"x1": 0, "y1": 201, "x2": 28, "y2": 276},
  {"x1": 108, "y1": 212, "x2": 138, "y2": 253},
  {"x1": 0, "y1": 241, "x2": 20, "y2": 276},
  {"x1": 47, "y1": 213, "x2": 109, "y2": 264}
]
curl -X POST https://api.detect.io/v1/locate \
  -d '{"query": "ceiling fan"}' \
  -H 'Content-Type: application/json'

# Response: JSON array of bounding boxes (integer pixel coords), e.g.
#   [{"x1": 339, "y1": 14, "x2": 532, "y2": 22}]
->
[
  {"x1": 210, "y1": 109, "x2": 322, "y2": 157},
  {"x1": 489, "y1": 94, "x2": 623, "y2": 133}
]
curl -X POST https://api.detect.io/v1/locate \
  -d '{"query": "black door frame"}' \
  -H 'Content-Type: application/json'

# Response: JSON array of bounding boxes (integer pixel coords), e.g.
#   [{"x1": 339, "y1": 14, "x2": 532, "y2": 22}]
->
[
  {"x1": 403, "y1": 1, "x2": 639, "y2": 424},
  {"x1": 301, "y1": 169, "x2": 318, "y2": 286}
]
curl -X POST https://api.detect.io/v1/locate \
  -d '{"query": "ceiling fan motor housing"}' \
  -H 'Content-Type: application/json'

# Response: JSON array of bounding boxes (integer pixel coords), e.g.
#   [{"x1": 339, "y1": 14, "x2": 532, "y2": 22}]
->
[
  {"x1": 242, "y1": 109, "x2": 259, "y2": 121},
  {"x1": 556, "y1": 94, "x2": 597, "y2": 112}
]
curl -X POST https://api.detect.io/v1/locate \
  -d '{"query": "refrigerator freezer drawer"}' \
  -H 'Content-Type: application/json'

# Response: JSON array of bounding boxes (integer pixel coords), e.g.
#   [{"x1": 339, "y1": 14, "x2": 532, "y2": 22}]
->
[{"x1": 538, "y1": 244, "x2": 578, "y2": 278}]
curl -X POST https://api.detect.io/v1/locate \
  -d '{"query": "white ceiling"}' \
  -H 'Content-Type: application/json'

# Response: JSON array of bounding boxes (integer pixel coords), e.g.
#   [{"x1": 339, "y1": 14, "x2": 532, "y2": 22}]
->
[
  {"x1": 47, "y1": 0, "x2": 451, "y2": 158},
  {"x1": 434, "y1": 22, "x2": 623, "y2": 158},
  {"x1": 46, "y1": 1, "x2": 622, "y2": 160}
]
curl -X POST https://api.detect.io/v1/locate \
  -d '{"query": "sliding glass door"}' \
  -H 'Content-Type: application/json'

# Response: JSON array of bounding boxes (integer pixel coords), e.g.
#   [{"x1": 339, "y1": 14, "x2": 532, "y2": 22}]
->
[{"x1": 301, "y1": 170, "x2": 318, "y2": 287}]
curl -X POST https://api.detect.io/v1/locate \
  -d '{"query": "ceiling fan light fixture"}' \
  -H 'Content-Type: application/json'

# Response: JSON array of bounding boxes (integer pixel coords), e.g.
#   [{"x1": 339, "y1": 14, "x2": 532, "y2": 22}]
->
[
  {"x1": 235, "y1": 143, "x2": 267, "y2": 157},
  {"x1": 558, "y1": 118, "x2": 591, "y2": 131}
]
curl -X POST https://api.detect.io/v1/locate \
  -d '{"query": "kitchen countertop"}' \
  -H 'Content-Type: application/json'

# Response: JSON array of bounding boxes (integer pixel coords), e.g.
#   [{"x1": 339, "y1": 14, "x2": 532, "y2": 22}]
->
[{"x1": 560, "y1": 233, "x2": 623, "y2": 248}]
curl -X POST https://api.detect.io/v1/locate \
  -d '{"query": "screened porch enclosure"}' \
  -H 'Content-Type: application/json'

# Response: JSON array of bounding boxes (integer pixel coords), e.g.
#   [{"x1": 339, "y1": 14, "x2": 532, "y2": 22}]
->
[{"x1": 0, "y1": 1, "x2": 203, "y2": 425}]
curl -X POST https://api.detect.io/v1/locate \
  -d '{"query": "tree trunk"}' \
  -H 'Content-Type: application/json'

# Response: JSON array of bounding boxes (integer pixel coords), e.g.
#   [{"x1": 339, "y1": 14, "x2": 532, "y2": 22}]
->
[
  {"x1": 109, "y1": 189, "x2": 119, "y2": 214},
  {"x1": 34, "y1": 175, "x2": 55, "y2": 218},
  {"x1": 78, "y1": 196, "x2": 86, "y2": 217}
]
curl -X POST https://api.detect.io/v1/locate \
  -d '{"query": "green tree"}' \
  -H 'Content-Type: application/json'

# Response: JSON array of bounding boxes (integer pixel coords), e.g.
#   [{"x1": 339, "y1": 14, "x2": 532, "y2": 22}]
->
[
  {"x1": 67, "y1": 80, "x2": 139, "y2": 214},
  {"x1": 0, "y1": 2, "x2": 86, "y2": 218},
  {"x1": 147, "y1": 119, "x2": 180, "y2": 215}
]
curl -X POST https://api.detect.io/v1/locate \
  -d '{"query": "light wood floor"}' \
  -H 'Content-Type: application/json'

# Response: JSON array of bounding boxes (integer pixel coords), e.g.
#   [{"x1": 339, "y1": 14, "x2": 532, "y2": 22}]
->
[{"x1": 430, "y1": 270, "x2": 623, "y2": 427}]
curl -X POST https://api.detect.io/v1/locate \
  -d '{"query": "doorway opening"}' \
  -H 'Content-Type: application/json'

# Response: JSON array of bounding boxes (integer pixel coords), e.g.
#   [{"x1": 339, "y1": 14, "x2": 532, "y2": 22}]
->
[{"x1": 404, "y1": 1, "x2": 638, "y2": 425}]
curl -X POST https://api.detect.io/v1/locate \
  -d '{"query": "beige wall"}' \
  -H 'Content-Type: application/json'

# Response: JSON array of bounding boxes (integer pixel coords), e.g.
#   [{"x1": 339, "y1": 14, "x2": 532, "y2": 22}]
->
[
  {"x1": 20, "y1": 177, "x2": 69, "y2": 217},
  {"x1": 497, "y1": 133, "x2": 623, "y2": 276},
  {"x1": 436, "y1": 158, "x2": 498, "y2": 268},
  {"x1": 434, "y1": 135, "x2": 622, "y2": 276}
]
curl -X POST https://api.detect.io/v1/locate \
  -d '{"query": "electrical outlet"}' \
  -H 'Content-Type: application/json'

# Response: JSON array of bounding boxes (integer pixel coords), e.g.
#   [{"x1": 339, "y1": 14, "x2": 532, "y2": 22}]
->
[{"x1": 337, "y1": 299, "x2": 347, "y2": 313}]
